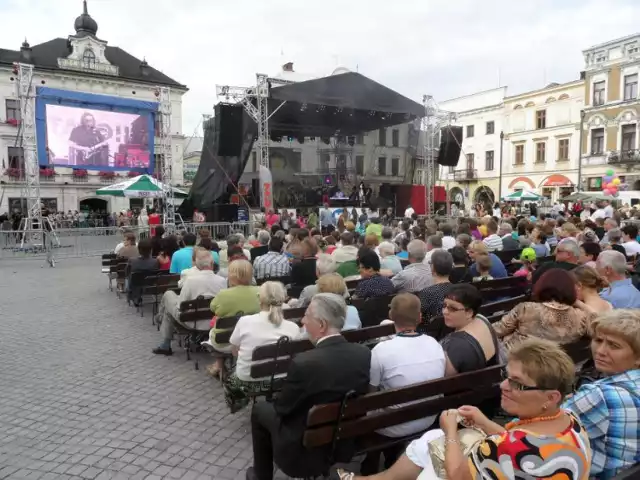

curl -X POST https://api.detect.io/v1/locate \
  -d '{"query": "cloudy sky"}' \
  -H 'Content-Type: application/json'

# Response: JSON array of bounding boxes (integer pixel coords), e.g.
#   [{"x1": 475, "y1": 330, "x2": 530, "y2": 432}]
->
[{"x1": 3, "y1": 0, "x2": 640, "y2": 134}]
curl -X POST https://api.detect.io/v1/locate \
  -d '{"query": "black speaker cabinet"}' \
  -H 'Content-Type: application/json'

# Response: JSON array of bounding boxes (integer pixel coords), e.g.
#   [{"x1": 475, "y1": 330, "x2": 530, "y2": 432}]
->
[
  {"x1": 437, "y1": 126, "x2": 463, "y2": 167},
  {"x1": 214, "y1": 103, "x2": 244, "y2": 157}
]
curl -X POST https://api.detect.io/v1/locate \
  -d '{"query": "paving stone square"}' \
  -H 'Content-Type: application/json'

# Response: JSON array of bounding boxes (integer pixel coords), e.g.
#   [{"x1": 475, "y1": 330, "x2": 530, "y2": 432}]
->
[{"x1": 0, "y1": 258, "x2": 300, "y2": 480}]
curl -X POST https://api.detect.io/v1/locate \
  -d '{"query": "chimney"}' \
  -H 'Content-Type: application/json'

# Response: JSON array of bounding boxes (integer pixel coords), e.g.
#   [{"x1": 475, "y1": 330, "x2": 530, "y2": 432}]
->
[
  {"x1": 20, "y1": 39, "x2": 32, "y2": 63},
  {"x1": 282, "y1": 62, "x2": 294, "y2": 72}
]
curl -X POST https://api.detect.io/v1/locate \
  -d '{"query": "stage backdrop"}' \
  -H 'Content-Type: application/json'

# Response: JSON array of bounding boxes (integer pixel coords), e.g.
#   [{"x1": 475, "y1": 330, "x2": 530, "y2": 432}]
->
[{"x1": 35, "y1": 87, "x2": 158, "y2": 172}]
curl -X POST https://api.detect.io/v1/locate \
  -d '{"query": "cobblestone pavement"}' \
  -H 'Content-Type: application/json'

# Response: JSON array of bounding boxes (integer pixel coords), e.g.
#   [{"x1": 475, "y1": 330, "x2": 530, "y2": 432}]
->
[{"x1": 0, "y1": 258, "x2": 273, "y2": 480}]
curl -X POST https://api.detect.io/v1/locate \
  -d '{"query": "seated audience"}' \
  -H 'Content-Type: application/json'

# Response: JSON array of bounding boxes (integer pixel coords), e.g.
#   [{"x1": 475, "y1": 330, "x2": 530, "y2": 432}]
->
[
  {"x1": 219, "y1": 233, "x2": 251, "y2": 268},
  {"x1": 314, "y1": 274, "x2": 361, "y2": 330},
  {"x1": 531, "y1": 238, "x2": 580, "y2": 284},
  {"x1": 125, "y1": 238, "x2": 159, "y2": 301},
  {"x1": 114, "y1": 228, "x2": 131, "y2": 255},
  {"x1": 449, "y1": 246, "x2": 472, "y2": 283},
  {"x1": 331, "y1": 231, "x2": 359, "y2": 264},
  {"x1": 621, "y1": 223, "x2": 640, "y2": 257},
  {"x1": 354, "y1": 249, "x2": 394, "y2": 299},
  {"x1": 360, "y1": 294, "x2": 446, "y2": 475},
  {"x1": 250, "y1": 230, "x2": 271, "y2": 263},
  {"x1": 563, "y1": 309, "x2": 640, "y2": 479},
  {"x1": 572, "y1": 265, "x2": 612, "y2": 313},
  {"x1": 379, "y1": 242, "x2": 402, "y2": 275},
  {"x1": 150, "y1": 225, "x2": 165, "y2": 257},
  {"x1": 456, "y1": 232, "x2": 472, "y2": 250},
  {"x1": 439, "y1": 223, "x2": 456, "y2": 250},
  {"x1": 440, "y1": 284, "x2": 499, "y2": 375},
  {"x1": 198, "y1": 236, "x2": 220, "y2": 266},
  {"x1": 341, "y1": 339, "x2": 591, "y2": 480},
  {"x1": 396, "y1": 236, "x2": 410, "y2": 260},
  {"x1": 290, "y1": 238, "x2": 319, "y2": 287},
  {"x1": 169, "y1": 232, "x2": 197, "y2": 274},
  {"x1": 366, "y1": 216, "x2": 383, "y2": 241},
  {"x1": 152, "y1": 249, "x2": 227, "y2": 356},
  {"x1": 296, "y1": 254, "x2": 339, "y2": 307},
  {"x1": 500, "y1": 223, "x2": 520, "y2": 250},
  {"x1": 606, "y1": 228, "x2": 627, "y2": 257},
  {"x1": 208, "y1": 260, "x2": 261, "y2": 377},
  {"x1": 597, "y1": 250, "x2": 640, "y2": 308},
  {"x1": 252, "y1": 236, "x2": 291, "y2": 281},
  {"x1": 482, "y1": 220, "x2": 503, "y2": 252},
  {"x1": 417, "y1": 249, "x2": 454, "y2": 321},
  {"x1": 116, "y1": 232, "x2": 139, "y2": 259},
  {"x1": 471, "y1": 253, "x2": 493, "y2": 282},
  {"x1": 246, "y1": 294, "x2": 370, "y2": 480},
  {"x1": 392, "y1": 240, "x2": 432, "y2": 293},
  {"x1": 513, "y1": 247, "x2": 536, "y2": 279},
  {"x1": 493, "y1": 269, "x2": 593, "y2": 350},
  {"x1": 225, "y1": 281, "x2": 301, "y2": 412},
  {"x1": 156, "y1": 235, "x2": 179, "y2": 271},
  {"x1": 579, "y1": 241, "x2": 602, "y2": 269},
  {"x1": 531, "y1": 228, "x2": 550, "y2": 258},
  {"x1": 467, "y1": 240, "x2": 508, "y2": 279}
]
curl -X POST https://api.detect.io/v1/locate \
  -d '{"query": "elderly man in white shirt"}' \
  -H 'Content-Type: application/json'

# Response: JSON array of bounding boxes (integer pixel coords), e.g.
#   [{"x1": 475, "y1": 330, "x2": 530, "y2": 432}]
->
[
  {"x1": 153, "y1": 248, "x2": 227, "y2": 355},
  {"x1": 331, "y1": 231, "x2": 359, "y2": 264}
]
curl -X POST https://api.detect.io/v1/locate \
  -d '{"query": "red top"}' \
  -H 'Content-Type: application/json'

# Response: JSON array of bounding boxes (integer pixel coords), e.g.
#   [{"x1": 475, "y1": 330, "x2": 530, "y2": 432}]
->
[{"x1": 148, "y1": 213, "x2": 161, "y2": 236}]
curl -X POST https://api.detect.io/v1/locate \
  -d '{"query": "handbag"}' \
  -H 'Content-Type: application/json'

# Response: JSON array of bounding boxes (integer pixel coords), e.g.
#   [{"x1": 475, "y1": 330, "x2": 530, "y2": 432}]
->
[{"x1": 428, "y1": 420, "x2": 486, "y2": 478}]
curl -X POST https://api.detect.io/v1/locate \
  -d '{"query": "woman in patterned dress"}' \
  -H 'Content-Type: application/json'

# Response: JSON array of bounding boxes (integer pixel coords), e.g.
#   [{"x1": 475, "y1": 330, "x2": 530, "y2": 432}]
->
[{"x1": 338, "y1": 338, "x2": 591, "y2": 480}]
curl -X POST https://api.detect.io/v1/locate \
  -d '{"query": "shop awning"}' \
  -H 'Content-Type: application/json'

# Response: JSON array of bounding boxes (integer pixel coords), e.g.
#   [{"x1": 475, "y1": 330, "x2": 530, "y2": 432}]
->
[
  {"x1": 508, "y1": 176, "x2": 536, "y2": 189},
  {"x1": 542, "y1": 174, "x2": 573, "y2": 187}
]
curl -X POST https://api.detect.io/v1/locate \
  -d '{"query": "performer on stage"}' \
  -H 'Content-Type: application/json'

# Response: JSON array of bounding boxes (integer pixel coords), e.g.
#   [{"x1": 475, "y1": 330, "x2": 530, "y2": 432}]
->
[{"x1": 68, "y1": 112, "x2": 109, "y2": 166}]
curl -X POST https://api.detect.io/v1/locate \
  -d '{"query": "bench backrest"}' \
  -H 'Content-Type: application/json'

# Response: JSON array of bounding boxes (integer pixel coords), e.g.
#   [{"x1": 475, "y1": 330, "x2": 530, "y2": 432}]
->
[
  {"x1": 562, "y1": 336, "x2": 592, "y2": 364},
  {"x1": 480, "y1": 285, "x2": 529, "y2": 303},
  {"x1": 212, "y1": 314, "x2": 244, "y2": 344},
  {"x1": 256, "y1": 275, "x2": 292, "y2": 286},
  {"x1": 142, "y1": 274, "x2": 180, "y2": 295},
  {"x1": 473, "y1": 276, "x2": 528, "y2": 291},
  {"x1": 350, "y1": 294, "x2": 395, "y2": 327},
  {"x1": 179, "y1": 295, "x2": 213, "y2": 324},
  {"x1": 250, "y1": 323, "x2": 396, "y2": 378},
  {"x1": 494, "y1": 249, "x2": 522, "y2": 265},
  {"x1": 283, "y1": 306, "x2": 306, "y2": 324},
  {"x1": 537, "y1": 255, "x2": 555, "y2": 265},
  {"x1": 303, "y1": 365, "x2": 503, "y2": 448},
  {"x1": 478, "y1": 294, "x2": 528, "y2": 317}
]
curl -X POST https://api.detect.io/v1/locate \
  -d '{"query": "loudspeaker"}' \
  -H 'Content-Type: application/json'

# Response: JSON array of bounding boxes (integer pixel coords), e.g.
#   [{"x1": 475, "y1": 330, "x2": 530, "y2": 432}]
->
[
  {"x1": 437, "y1": 126, "x2": 463, "y2": 167},
  {"x1": 214, "y1": 103, "x2": 244, "y2": 157}
]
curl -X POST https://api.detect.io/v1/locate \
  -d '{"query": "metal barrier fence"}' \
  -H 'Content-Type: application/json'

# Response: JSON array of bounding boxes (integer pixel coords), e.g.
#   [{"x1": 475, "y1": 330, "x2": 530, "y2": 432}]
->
[{"x1": 0, "y1": 222, "x2": 252, "y2": 260}]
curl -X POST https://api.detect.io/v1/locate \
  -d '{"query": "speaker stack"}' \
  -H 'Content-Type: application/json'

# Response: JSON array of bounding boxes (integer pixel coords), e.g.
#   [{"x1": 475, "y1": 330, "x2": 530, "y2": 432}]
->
[
  {"x1": 436, "y1": 126, "x2": 463, "y2": 167},
  {"x1": 214, "y1": 103, "x2": 244, "y2": 157}
]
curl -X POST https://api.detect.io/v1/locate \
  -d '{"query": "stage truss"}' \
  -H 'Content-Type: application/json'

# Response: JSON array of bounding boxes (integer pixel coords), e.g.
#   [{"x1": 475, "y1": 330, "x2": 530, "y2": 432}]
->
[
  {"x1": 216, "y1": 74, "x2": 291, "y2": 206},
  {"x1": 155, "y1": 86, "x2": 174, "y2": 228},
  {"x1": 422, "y1": 95, "x2": 456, "y2": 216}
]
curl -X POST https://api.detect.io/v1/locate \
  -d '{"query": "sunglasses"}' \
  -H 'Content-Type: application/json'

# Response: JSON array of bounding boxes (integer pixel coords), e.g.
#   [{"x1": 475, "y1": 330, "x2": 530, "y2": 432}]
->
[{"x1": 501, "y1": 370, "x2": 547, "y2": 392}]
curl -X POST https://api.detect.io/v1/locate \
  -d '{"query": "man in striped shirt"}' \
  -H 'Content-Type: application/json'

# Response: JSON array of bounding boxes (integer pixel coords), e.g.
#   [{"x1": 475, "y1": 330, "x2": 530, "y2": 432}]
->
[
  {"x1": 253, "y1": 236, "x2": 291, "y2": 281},
  {"x1": 482, "y1": 220, "x2": 503, "y2": 252}
]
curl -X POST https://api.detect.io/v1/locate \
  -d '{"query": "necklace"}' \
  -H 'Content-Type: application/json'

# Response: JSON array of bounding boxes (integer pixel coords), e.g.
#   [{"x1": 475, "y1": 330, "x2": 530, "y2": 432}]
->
[{"x1": 505, "y1": 410, "x2": 563, "y2": 430}]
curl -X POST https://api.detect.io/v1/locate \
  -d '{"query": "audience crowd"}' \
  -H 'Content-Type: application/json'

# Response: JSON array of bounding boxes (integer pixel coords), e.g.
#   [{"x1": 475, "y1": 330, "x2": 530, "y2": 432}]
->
[{"x1": 111, "y1": 200, "x2": 640, "y2": 480}]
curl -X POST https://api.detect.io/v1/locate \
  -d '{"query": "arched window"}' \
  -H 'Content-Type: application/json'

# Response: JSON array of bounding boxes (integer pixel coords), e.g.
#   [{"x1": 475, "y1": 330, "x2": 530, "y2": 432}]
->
[
  {"x1": 83, "y1": 49, "x2": 96, "y2": 69},
  {"x1": 558, "y1": 94, "x2": 570, "y2": 100}
]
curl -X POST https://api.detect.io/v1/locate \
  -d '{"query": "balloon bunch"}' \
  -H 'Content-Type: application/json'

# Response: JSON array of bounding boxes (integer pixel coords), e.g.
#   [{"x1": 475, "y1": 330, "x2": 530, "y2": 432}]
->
[{"x1": 602, "y1": 169, "x2": 624, "y2": 196}]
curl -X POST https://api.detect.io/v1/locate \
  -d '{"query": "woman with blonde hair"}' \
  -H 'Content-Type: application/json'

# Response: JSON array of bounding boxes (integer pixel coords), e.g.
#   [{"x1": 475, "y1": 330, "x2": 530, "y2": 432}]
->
[
  {"x1": 316, "y1": 274, "x2": 361, "y2": 330},
  {"x1": 564, "y1": 309, "x2": 640, "y2": 478},
  {"x1": 225, "y1": 281, "x2": 300, "y2": 412},
  {"x1": 338, "y1": 339, "x2": 591, "y2": 480},
  {"x1": 467, "y1": 240, "x2": 507, "y2": 279},
  {"x1": 208, "y1": 259, "x2": 260, "y2": 377},
  {"x1": 572, "y1": 264, "x2": 612, "y2": 313}
]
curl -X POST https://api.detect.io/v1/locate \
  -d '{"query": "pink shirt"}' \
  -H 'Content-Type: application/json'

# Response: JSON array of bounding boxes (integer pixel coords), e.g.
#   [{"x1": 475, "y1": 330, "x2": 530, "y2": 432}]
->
[{"x1": 266, "y1": 213, "x2": 279, "y2": 227}]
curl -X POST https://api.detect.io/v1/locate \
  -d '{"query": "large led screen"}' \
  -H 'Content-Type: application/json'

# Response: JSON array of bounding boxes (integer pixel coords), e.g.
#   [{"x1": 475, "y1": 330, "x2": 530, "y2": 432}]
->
[{"x1": 36, "y1": 88, "x2": 158, "y2": 172}]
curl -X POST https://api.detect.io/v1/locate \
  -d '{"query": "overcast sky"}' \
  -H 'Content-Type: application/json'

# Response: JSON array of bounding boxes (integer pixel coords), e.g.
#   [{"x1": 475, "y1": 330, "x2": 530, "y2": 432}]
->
[{"x1": 3, "y1": 0, "x2": 640, "y2": 134}]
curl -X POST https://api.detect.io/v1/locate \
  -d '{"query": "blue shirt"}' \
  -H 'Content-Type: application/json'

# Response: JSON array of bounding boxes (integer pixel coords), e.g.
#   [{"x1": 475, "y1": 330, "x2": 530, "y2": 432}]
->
[
  {"x1": 563, "y1": 369, "x2": 640, "y2": 479},
  {"x1": 600, "y1": 278, "x2": 640, "y2": 308},
  {"x1": 469, "y1": 253, "x2": 508, "y2": 278},
  {"x1": 343, "y1": 305, "x2": 362, "y2": 331},
  {"x1": 170, "y1": 246, "x2": 194, "y2": 274},
  {"x1": 397, "y1": 251, "x2": 409, "y2": 259}
]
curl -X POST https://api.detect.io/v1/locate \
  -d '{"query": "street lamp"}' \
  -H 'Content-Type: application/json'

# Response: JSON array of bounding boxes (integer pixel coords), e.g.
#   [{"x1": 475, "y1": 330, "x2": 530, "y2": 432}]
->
[{"x1": 577, "y1": 110, "x2": 586, "y2": 191}]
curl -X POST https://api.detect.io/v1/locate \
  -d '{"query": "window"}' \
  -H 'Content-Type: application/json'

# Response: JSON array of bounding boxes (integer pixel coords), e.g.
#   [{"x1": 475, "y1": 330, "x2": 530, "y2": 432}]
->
[
  {"x1": 535, "y1": 142, "x2": 546, "y2": 163},
  {"x1": 557, "y1": 138, "x2": 569, "y2": 161},
  {"x1": 593, "y1": 81, "x2": 605, "y2": 106},
  {"x1": 391, "y1": 129, "x2": 399, "y2": 147},
  {"x1": 485, "y1": 150, "x2": 494, "y2": 171},
  {"x1": 622, "y1": 124, "x2": 636, "y2": 151},
  {"x1": 252, "y1": 151, "x2": 257, "y2": 171},
  {"x1": 588, "y1": 177, "x2": 602, "y2": 190},
  {"x1": 355, "y1": 155, "x2": 364, "y2": 176},
  {"x1": 466, "y1": 153, "x2": 475, "y2": 170},
  {"x1": 320, "y1": 153, "x2": 330, "y2": 171},
  {"x1": 391, "y1": 157, "x2": 399, "y2": 176},
  {"x1": 82, "y1": 49, "x2": 96, "y2": 69},
  {"x1": 5, "y1": 99, "x2": 20, "y2": 122},
  {"x1": 356, "y1": 133, "x2": 365, "y2": 145},
  {"x1": 486, "y1": 121, "x2": 495, "y2": 135},
  {"x1": 536, "y1": 110, "x2": 546, "y2": 129},
  {"x1": 378, "y1": 128, "x2": 386, "y2": 146},
  {"x1": 466, "y1": 125, "x2": 475, "y2": 138},
  {"x1": 378, "y1": 156, "x2": 387, "y2": 175},
  {"x1": 337, "y1": 154, "x2": 346, "y2": 169},
  {"x1": 8, "y1": 146, "x2": 24, "y2": 170},
  {"x1": 591, "y1": 128, "x2": 604, "y2": 154},
  {"x1": 514, "y1": 145, "x2": 524, "y2": 165},
  {"x1": 624, "y1": 74, "x2": 638, "y2": 100}
]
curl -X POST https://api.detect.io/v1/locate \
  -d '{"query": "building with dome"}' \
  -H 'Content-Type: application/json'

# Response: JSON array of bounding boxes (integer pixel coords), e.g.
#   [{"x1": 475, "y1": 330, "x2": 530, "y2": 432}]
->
[{"x1": 0, "y1": 1, "x2": 187, "y2": 215}]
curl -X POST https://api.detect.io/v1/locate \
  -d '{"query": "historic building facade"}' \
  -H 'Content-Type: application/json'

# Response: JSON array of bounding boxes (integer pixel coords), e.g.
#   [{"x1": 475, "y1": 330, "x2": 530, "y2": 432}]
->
[{"x1": 0, "y1": 3, "x2": 187, "y2": 215}]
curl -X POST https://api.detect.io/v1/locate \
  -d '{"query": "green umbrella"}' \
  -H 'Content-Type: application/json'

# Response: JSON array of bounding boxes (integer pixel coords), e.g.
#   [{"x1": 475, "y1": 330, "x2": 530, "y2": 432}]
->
[
  {"x1": 96, "y1": 174, "x2": 187, "y2": 198},
  {"x1": 501, "y1": 190, "x2": 541, "y2": 201}
]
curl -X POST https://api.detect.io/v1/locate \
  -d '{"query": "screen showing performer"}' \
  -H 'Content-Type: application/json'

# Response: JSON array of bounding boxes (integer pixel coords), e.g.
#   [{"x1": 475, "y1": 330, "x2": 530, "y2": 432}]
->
[{"x1": 44, "y1": 104, "x2": 153, "y2": 169}]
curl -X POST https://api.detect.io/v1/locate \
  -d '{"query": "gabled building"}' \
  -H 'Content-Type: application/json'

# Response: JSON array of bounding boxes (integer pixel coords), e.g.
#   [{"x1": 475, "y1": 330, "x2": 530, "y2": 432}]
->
[{"x1": 0, "y1": 2, "x2": 187, "y2": 214}]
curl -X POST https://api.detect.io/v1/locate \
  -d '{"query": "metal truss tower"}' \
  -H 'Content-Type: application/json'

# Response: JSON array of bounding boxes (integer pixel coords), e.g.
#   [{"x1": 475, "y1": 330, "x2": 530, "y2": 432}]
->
[
  {"x1": 422, "y1": 95, "x2": 456, "y2": 217},
  {"x1": 15, "y1": 63, "x2": 44, "y2": 248},
  {"x1": 156, "y1": 86, "x2": 174, "y2": 229},
  {"x1": 216, "y1": 73, "x2": 290, "y2": 207}
]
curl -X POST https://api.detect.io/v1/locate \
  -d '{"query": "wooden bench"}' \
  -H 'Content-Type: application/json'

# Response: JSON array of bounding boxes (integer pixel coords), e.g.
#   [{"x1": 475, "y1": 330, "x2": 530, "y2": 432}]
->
[
  {"x1": 612, "y1": 463, "x2": 640, "y2": 479},
  {"x1": 167, "y1": 295, "x2": 214, "y2": 369},
  {"x1": 494, "y1": 249, "x2": 522, "y2": 266},
  {"x1": 536, "y1": 255, "x2": 555, "y2": 265},
  {"x1": 350, "y1": 294, "x2": 395, "y2": 328},
  {"x1": 562, "y1": 336, "x2": 592, "y2": 365},
  {"x1": 256, "y1": 275, "x2": 292, "y2": 286},
  {"x1": 478, "y1": 294, "x2": 529, "y2": 323},
  {"x1": 474, "y1": 276, "x2": 529, "y2": 303},
  {"x1": 283, "y1": 306, "x2": 307, "y2": 325},
  {"x1": 298, "y1": 365, "x2": 503, "y2": 474},
  {"x1": 114, "y1": 259, "x2": 129, "y2": 298},
  {"x1": 207, "y1": 314, "x2": 244, "y2": 380},
  {"x1": 101, "y1": 253, "x2": 117, "y2": 273},
  {"x1": 140, "y1": 273, "x2": 180, "y2": 319},
  {"x1": 249, "y1": 323, "x2": 396, "y2": 397}
]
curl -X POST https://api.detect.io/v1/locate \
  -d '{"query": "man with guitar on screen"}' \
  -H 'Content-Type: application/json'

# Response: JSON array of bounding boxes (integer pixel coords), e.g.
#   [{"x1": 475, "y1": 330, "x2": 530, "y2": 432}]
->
[{"x1": 68, "y1": 112, "x2": 109, "y2": 166}]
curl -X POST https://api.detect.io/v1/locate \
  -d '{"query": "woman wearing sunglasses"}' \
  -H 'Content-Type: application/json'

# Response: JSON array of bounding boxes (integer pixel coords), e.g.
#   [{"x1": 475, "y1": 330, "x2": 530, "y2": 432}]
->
[{"x1": 338, "y1": 339, "x2": 591, "y2": 480}]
